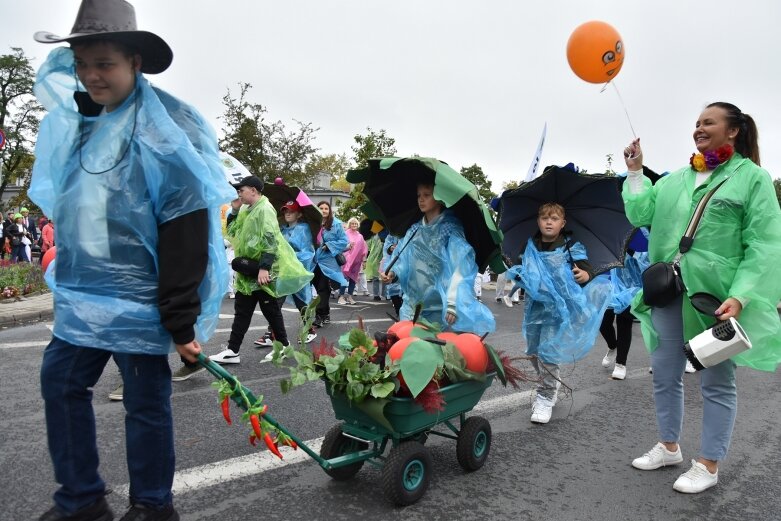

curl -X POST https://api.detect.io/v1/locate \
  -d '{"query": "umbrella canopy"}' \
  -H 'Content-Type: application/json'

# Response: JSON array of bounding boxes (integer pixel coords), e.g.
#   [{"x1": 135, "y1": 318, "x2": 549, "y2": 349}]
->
[
  {"x1": 499, "y1": 165, "x2": 635, "y2": 276},
  {"x1": 346, "y1": 157, "x2": 505, "y2": 274},
  {"x1": 219, "y1": 152, "x2": 252, "y2": 186},
  {"x1": 261, "y1": 182, "x2": 322, "y2": 247}
]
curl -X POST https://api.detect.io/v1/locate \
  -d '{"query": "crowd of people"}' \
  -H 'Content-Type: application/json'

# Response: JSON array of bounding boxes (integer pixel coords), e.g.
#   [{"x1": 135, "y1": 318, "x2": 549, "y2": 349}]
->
[
  {"x1": 0, "y1": 208, "x2": 53, "y2": 263},
  {"x1": 23, "y1": 1, "x2": 781, "y2": 520}
]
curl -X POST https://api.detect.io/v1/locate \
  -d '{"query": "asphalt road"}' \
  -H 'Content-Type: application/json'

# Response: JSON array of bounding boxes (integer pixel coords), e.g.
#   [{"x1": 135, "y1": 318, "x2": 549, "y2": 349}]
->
[{"x1": 1, "y1": 293, "x2": 780, "y2": 521}]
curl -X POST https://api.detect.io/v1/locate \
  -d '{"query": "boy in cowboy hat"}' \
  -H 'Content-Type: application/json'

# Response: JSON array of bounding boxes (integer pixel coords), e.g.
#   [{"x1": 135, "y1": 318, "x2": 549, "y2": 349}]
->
[{"x1": 31, "y1": 1, "x2": 233, "y2": 520}]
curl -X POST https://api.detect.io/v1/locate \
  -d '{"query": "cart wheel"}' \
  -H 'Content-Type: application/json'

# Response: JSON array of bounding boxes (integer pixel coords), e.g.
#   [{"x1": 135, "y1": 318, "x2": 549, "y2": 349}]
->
[
  {"x1": 320, "y1": 424, "x2": 369, "y2": 481},
  {"x1": 456, "y1": 416, "x2": 491, "y2": 471},
  {"x1": 381, "y1": 441, "x2": 432, "y2": 506}
]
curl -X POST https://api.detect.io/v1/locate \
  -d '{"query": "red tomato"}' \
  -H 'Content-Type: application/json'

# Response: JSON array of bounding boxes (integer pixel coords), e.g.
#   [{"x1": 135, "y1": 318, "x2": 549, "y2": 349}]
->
[{"x1": 451, "y1": 333, "x2": 489, "y2": 373}]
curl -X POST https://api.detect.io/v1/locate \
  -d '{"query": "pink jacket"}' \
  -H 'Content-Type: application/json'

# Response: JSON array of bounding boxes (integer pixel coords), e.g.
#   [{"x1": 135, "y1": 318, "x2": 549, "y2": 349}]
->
[{"x1": 341, "y1": 228, "x2": 367, "y2": 282}]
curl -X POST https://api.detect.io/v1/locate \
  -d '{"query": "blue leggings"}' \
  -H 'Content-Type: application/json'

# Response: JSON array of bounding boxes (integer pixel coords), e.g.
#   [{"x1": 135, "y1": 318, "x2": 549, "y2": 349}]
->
[{"x1": 650, "y1": 295, "x2": 737, "y2": 461}]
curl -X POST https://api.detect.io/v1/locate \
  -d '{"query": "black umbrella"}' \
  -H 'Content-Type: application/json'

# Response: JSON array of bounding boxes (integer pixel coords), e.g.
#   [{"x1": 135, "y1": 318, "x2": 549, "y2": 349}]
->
[
  {"x1": 499, "y1": 165, "x2": 635, "y2": 276},
  {"x1": 261, "y1": 182, "x2": 322, "y2": 247},
  {"x1": 346, "y1": 157, "x2": 505, "y2": 274}
]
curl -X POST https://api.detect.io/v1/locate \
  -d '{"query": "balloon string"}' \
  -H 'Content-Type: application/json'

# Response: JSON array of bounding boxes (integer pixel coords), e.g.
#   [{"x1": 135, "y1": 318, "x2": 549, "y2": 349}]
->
[{"x1": 601, "y1": 80, "x2": 637, "y2": 139}]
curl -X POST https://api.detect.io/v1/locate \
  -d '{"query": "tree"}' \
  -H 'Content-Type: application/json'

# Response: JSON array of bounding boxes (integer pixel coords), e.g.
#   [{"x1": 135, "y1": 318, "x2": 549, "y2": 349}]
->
[
  {"x1": 219, "y1": 83, "x2": 319, "y2": 188},
  {"x1": 604, "y1": 153, "x2": 616, "y2": 176},
  {"x1": 0, "y1": 47, "x2": 44, "y2": 211},
  {"x1": 305, "y1": 152, "x2": 351, "y2": 187},
  {"x1": 501, "y1": 180, "x2": 519, "y2": 192},
  {"x1": 337, "y1": 128, "x2": 397, "y2": 220},
  {"x1": 459, "y1": 164, "x2": 496, "y2": 208}
]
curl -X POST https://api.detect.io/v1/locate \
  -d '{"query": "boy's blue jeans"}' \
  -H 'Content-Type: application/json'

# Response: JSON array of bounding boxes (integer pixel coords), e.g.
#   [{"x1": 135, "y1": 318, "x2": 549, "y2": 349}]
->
[
  {"x1": 40, "y1": 337, "x2": 175, "y2": 514},
  {"x1": 525, "y1": 323, "x2": 560, "y2": 404},
  {"x1": 650, "y1": 295, "x2": 737, "y2": 461}
]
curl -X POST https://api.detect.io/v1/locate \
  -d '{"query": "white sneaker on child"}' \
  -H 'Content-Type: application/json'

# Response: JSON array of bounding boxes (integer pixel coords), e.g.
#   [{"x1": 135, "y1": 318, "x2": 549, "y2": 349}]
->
[
  {"x1": 502, "y1": 296, "x2": 513, "y2": 308},
  {"x1": 611, "y1": 364, "x2": 627, "y2": 380},
  {"x1": 530, "y1": 399, "x2": 553, "y2": 424},
  {"x1": 210, "y1": 348, "x2": 240, "y2": 364},
  {"x1": 673, "y1": 460, "x2": 718, "y2": 493},
  {"x1": 631, "y1": 442, "x2": 683, "y2": 470},
  {"x1": 602, "y1": 348, "x2": 617, "y2": 368}
]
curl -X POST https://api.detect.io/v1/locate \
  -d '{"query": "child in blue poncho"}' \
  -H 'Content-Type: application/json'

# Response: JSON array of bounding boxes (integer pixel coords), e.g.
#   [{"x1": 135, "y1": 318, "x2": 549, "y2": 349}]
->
[
  {"x1": 519, "y1": 203, "x2": 611, "y2": 424},
  {"x1": 380, "y1": 183, "x2": 495, "y2": 335},
  {"x1": 30, "y1": 1, "x2": 233, "y2": 519}
]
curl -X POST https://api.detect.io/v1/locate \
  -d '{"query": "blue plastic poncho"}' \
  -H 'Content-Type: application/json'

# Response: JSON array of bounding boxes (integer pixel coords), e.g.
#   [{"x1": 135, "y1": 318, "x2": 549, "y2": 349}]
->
[
  {"x1": 29, "y1": 48, "x2": 234, "y2": 355},
  {"x1": 392, "y1": 210, "x2": 495, "y2": 335},
  {"x1": 607, "y1": 252, "x2": 650, "y2": 313},
  {"x1": 504, "y1": 264, "x2": 523, "y2": 293},
  {"x1": 381, "y1": 235, "x2": 402, "y2": 298},
  {"x1": 314, "y1": 218, "x2": 348, "y2": 287},
  {"x1": 281, "y1": 221, "x2": 315, "y2": 303},
  {"x1": 520, "y1": 238, "x2": 611, "y2": 364}
]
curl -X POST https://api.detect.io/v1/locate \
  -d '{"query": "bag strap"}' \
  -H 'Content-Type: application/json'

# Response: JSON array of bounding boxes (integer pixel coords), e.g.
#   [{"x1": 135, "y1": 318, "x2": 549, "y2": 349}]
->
[{"x1": 675, "y1": 178, "x2": 728, "y2": 259}]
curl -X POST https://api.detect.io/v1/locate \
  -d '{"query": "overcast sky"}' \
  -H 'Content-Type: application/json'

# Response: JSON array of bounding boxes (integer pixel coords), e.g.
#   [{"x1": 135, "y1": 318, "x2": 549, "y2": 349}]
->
[{"x1": 3, "y1": 0, "x2": 781, "y2": 190}]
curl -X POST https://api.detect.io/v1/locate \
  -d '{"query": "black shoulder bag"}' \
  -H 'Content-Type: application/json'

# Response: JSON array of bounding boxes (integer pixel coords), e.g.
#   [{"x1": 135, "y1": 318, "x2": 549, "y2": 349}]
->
[{"x1": 641, "y1": 179, "x2": 727, "y2": 307}]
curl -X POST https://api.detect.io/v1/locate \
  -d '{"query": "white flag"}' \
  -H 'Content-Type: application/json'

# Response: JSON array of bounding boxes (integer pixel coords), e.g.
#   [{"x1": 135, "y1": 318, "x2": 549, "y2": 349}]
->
[{"x1": 524, "y1": 123, "x2": 547, "y2": 183}]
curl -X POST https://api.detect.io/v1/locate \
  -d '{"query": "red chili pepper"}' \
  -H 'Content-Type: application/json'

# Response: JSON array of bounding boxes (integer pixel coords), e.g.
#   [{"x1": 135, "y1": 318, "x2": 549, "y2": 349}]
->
[
  {"x1": 263, "y1": 433, "x2": 284, "y2": 459},
  {"x1": 221, "y1": 396, "x2": 232, "y2": 425},
  {"x1": 250, "y1": 414, "x2": 263, "y2": 439},
  {"x1": 249, "y1": 434, "x2": 257, "y2": 447},
  {"x1": 280, "y1": 437, "x2": 298, "y2": 450}
]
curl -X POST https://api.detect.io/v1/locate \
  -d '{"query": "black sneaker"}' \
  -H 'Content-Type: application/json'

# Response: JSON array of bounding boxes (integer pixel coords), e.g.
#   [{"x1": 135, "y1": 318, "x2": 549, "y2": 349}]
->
[
  {"x1": 312, "y1": 316, "x2": 323, "y2": 329},
  {"x1": 119, "y1": 503, "x2": 179, "y2": 521},
  {"x1": 39, "y1": 497, "x2": 113, "y2": 521},
  {"x1": 373, "y1": 296, "x2": 382, "y2": 301},
  {"x1": 322, "y1": 315, "x2": 331, "y2": 324}
]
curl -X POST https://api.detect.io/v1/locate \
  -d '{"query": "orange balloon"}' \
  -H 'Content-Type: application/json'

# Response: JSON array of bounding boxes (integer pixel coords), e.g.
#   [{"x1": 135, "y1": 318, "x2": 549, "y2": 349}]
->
[
  {"x1": 566, "y1": 21, "x2": 625, "y2": 84},
  {"x1": 42, "y1": 246, "x2": 56, "y2": 273}
]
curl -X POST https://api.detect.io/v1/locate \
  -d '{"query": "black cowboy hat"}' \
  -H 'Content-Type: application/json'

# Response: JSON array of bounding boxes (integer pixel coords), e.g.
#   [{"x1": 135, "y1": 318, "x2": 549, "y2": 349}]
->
[{"x1": 34, "y1": 0, "x2": 173, "y2": 74}]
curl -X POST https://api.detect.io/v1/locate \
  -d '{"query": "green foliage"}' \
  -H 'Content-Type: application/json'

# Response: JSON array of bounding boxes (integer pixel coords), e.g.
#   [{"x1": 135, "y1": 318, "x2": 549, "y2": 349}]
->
[
  {"x1": 337, "y1": 128, "x2": 398, "y2": 221},
  {"x1": 305, "y1": 153, "x2": 351, "y2": 186},
  {"x1": 219, "y1": 83, "x2": 319, "y2": 188},
  {"x1": 0, "y1": 261, "x2": 47, "y2": 298},
  {"x1": 459, "y1": 164, "x2": 496, "y2": 208},
  {"x1": 604, "y1": 153, "x2": 617, "y2": 176},
  {"x1": 501, "y1": 180, "x2": 519, "y2": 192},
  {"x1": 0, "y1": 47, "x2": 44, "y2": 212},
  {"x1": 270, "y1": 301, "x2": 399, "y2": 403}
]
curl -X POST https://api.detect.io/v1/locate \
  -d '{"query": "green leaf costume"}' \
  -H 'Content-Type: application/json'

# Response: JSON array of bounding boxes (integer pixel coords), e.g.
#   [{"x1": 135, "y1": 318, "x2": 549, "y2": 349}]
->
[
  {"x1": 229, "y1": 197, "x2": 313, "y2": 298},
  {"x1": 622, "y1": 154, "x2": 781, "y2": 371}
]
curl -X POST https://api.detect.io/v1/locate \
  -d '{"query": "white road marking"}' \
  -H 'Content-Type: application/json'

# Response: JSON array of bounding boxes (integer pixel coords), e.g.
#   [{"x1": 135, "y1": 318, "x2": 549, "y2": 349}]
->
[
  {"x1": 114, "y1": 388, "x2": 535, "y2": 497},
  {"x1": 0, "y1": 340, "x2": 50, "y2": 350}
]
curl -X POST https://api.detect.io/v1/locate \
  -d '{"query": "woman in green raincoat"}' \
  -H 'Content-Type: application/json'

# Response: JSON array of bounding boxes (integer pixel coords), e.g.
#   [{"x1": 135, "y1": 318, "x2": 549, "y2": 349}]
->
[{"x1": 621, "y1": 102, "x2": 781, "y2": 494}]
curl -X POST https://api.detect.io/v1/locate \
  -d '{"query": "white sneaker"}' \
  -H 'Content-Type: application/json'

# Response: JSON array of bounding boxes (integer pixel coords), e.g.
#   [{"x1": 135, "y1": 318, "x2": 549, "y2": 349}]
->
[
  {"x1": 602, "y1": 348, "x2": 617, "y2": 368},
  {"x1": 303, "y1": 332, "x2": 317, "y2": 344},
  {"x1": 229, "y1": 292, "x2": 235, "y2": 299},
  {"x1": 346, "y1": 294, "x2": 356, "y2": 305},
  {"x1": 254, "y1": 331, "x2": 274, "y2": 347},
  {"x1": 611, "y1": 364, "x2": 627, "y2": 380},
  {"x1": 673, "y1": 460, "x2": 718, "y2": 493},
  {"x1": 337, "y1": 296, "x2": 347, "y2": 305},
  {"x1": 530, "y1": 400, "x2": 553, "y2": 424},
  {"x1": 502, "y1": 296, "x2": 513, "y2": 308},
  {"x1": 211, "y1": 348, "x2": 240, "y2": 364},
  {"x1": 632, "y1": 442, "x2": 683, "y2": 470},
  {"x1": 685, "y1": 360, "x2": 697, "y2": 373}
]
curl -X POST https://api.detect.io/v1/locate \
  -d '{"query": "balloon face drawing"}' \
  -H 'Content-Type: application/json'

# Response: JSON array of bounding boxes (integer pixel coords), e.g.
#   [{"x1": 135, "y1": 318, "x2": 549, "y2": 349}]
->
[{"x1": 567, "y1": 21, "x2": 625, "y2": 84}]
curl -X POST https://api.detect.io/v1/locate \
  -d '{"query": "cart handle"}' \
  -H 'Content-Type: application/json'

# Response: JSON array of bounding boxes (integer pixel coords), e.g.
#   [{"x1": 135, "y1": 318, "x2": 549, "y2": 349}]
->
[{"x1": 196, "y1": 353, "x2": 329, "y2": 467}]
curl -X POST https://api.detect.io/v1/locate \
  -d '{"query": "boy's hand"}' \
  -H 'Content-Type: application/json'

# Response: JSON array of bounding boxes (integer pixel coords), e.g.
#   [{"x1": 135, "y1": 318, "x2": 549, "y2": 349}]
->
[
  {"x1": 176, "y1": 340, "x2": 202, "y2": 363},
  {"x1": 572, "y1": 266, "x2": 590, "y2": 284}
]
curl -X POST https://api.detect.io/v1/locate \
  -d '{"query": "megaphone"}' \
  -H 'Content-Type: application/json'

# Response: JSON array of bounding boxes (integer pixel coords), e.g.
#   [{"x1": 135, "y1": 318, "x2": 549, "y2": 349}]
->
[{"x1": 683, "y1": 293, "x2": 752, "y2": 370}]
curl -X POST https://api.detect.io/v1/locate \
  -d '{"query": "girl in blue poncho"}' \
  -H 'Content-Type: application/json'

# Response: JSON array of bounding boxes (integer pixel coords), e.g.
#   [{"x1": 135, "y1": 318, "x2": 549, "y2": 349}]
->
[
  {"x1": 599, "y1": 250, "x2": 650, "y2": 380},
  {"x1": 312, "y1": 201, "x2": 349, "y2": 327},
  {"x1": 380, "y1": 234, "x2": 403, "y2": 315},
  {"x1": 380, "y1": 183, "x2": 495, "y2": 335},
  {"x1": 29, "y1": 1, "x2": 233, "y2": 518},
  {"x1": 519, "y1": 203, "x2": 611, "y2": 424}
]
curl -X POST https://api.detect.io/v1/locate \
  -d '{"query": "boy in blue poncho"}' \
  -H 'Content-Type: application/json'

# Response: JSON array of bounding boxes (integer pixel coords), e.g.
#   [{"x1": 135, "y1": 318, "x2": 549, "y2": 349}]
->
[
  {"x1": 519, "y1": 203, "x2": 611, "y2": 424},
  {"x1": 380, "y1": 183, "x2": 495, "y2": 335},
  {"x1": 30, "y1": 1, "x2": 234, "y2": 519}
]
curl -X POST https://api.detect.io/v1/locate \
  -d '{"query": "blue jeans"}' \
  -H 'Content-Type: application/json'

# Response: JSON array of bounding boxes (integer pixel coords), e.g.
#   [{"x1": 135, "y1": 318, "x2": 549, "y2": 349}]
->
[
  {"x1": 650, "y1": 296, "x2": 737, "y2": 461},
  {"x1": 40, "y1": 337, "x2": 175, "y2": 514},
  {"x1": 339, "y1": 279, "x2": 356, "y2": 295}
]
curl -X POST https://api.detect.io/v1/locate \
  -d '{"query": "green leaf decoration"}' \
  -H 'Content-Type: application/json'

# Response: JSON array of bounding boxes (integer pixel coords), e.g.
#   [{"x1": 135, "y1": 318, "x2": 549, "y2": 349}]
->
[
  {"x1": 354, "y1": 398, "x2": 393, "y2": 431},
  {"x1": 348, "y1": 328, "x2": 372, "y2": 349},
  {"x1": 322, "y1": 355, "x2": 342, "y2": 375},
  {"x1": 400, "y1": 339, "x2": 444, "y2": 398},
  {"x1": 337, "y1": 331, "x2": 352, "y2": 350},
  {"x1": 290, "y1": 370, "x2": 308, "y2": 386},
  {"x1": 346, "y1": 381, "x2": 366, "y2": 402},
  {"x1": 370, "y1": 381, "x2": 396, "y2": 399},
  {"x1": 280, "y1": 379, "x2": 292, "y2": 394},
  {"x1": 484, "y1": 343, "x2": 507, "y2": 385}
]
